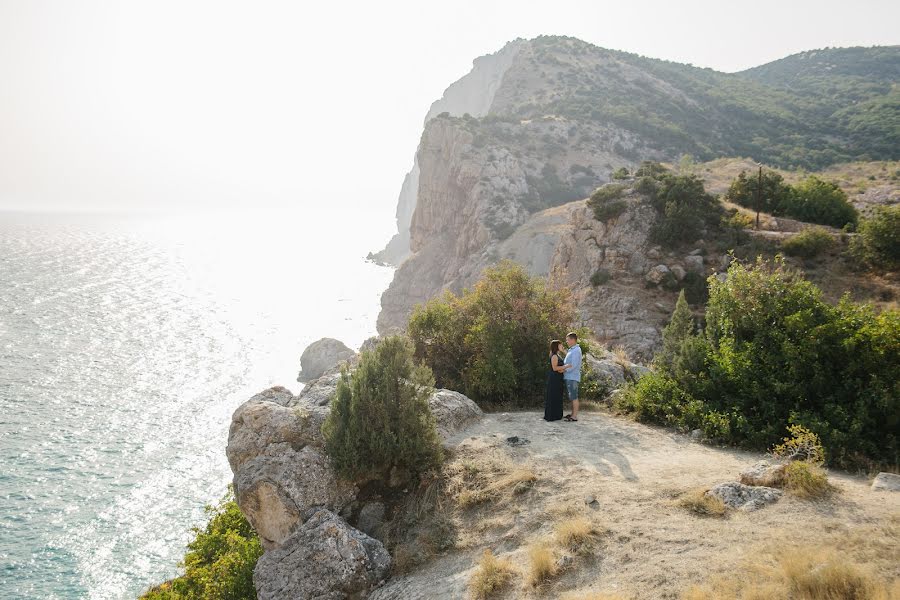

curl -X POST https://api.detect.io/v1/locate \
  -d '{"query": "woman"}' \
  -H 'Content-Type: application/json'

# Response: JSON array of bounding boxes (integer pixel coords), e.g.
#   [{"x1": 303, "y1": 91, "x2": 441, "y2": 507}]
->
[{"x1": 544, "y1": 340, "x2": 567, "y2": 421}]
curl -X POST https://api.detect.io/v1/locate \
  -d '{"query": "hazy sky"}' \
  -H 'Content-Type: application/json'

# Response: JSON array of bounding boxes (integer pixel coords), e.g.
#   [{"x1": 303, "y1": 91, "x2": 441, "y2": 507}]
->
[{"x1": 1, "y1": 1, "x2": 897, "y2": 224}]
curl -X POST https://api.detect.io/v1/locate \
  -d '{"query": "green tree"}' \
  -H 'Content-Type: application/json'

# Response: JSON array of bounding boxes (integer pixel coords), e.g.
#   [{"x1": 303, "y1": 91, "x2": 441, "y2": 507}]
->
[
  {"x1": 648, "y1": 174, "x2": 722, "y2": 246},
  {"x1": 656, "y1": 290, "x2": 694, "y2": 373},
  {"x1": 850, "y1": 205, "x2": 900, "y2": 271},
  {"x1": 323, "y1": 336, "x2": 443, "y2": 481},
  {"x1": 781, "y1": 176, "x2": 858, "y2": 228},
  {"x1": 407, "y1": 261, "x2": 577, "y2": 407},
  {"x1": 724, "y1": 170, "x2": 792, "y2": 214},
  {"x1": 141, "y1": 490, "x2": 262, "y2": 600}
]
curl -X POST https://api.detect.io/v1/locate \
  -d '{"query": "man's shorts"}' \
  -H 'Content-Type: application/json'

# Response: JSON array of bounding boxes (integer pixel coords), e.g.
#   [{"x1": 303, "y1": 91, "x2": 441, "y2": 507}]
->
[{"x1": 565, "y1": 379, "x2": 580, "y2": 401}]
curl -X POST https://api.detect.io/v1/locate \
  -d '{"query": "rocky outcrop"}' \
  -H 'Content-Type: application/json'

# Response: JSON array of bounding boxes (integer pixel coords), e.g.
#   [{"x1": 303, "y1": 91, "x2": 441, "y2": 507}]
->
[
  {"x1": 871, "y1": 472, "x2": 900, "y2": 492},
  {"x1": 740, "y1": 461, "x2": 787, "y2": 488},
  {"x1": 254, "y1": 509, "x2": 391, "y2": 600},
  {"x1": 427, "y1": 390, "x2": 483, "y2": 441},
  {"x1": 706, "y1": 482, "x2": 782, "y2": 511},
  {"x1": 298, "y1": 338, "x2": 356, "y2": 382}
]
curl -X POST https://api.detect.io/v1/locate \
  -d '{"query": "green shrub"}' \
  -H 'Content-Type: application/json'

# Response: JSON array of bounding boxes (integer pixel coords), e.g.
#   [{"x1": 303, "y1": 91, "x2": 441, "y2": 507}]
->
[
  {"x1": 323, "y1": 336, "x2": 443, "y2": 481},
  {"x1": 610, "y1": 166, "x2": 630, "y2": 180},
  {"x1": 589, "y1": 183, "x2": 627, "y2": 204},
  {"x1": 590, "y1": 268, "x2": 611, "y2": 287},
  {"x1": 851, "y1": 205, "x2": 900, "y2": 271},
  {"x1": 648, "y1": 174, "x2": 722, "y2": 247},
  {"x1": 591, "y1": 199, "x2": 627, "y2": 221},
  {"x1": 141, "y1": 490, "x2": 262, "y2": 600},
  {"x1": 781, "y1": 227, "x2": 835, "y2": 258},
  {"x1": 680, "y1": 271, "x2": 709, "y2": 305},
  {"x1": 781, "y1": 176, "x2": 858, "y2": 228},
  {"x1": 725, "y1": 169, "x2": 792, "y2": 214},
  {"x1": 617, "y1": 258, "x2": 899, "y2": 468},
  {"x1": 408, "y1": 261, "x2": 577, "y2": 407}
]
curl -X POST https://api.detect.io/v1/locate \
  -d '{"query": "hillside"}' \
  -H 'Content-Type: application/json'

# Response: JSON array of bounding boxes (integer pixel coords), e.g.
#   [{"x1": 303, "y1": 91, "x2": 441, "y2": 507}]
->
[{"x1": 375, "y1": 37, "x2": 899, "y2": 358}]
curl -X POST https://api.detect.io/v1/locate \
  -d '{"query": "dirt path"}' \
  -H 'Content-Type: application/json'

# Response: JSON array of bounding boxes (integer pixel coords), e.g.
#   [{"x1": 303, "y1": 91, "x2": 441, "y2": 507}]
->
[{"x1": 371, "y1": 411, "x2": 900, "y2": 599}]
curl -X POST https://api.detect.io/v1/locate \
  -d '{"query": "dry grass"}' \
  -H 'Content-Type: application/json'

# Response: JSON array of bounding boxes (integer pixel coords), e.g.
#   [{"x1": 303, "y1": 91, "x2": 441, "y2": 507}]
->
[
  {"x1": 554, "y1": 517, "x2": 604, "y2": 554},
  {"x1": 449, "y1": 452, "x2": 537, "y2": 508},
  {"x1": 561, "y1": 592, "x2": 630, "y2": 600},
  {"x1": 468, "y1": 549, "x2": 516, "y2": 599},
  {"x1": 676, "y1": 489, "x2": 727, "y2": 517},
  {"x1": 783, "y1": 461, "x2": 835, "y2": 499},
  {"x1": 682, "y1": 544, "x2": 900, "y2": 600},
  {"x1": 526, "y1": 541, "x2": 558, "y2": 587},
  {"x1": 611, "y1": 346, "x2": 630, "y2": 369}
]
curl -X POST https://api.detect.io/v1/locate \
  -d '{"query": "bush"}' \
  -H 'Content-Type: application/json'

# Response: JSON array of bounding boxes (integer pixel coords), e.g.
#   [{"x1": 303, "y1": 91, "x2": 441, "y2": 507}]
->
[
  {"x1": 408, "y1": 261, "x2": 577, "y2": 407},
  {"x1": 323, "y1": 336, "x2": 443, "y2": 481},
  {"x1": 783, "y1": 461, "x2": 832, "y2": 499},
  {"x1": 588, "y1": 184, "x2": 628, "y2": 221},
  {"x1": 851, "y1": 205, "x2": 900, "y2": 271},
  {"x1": 781, "y1": 227, "x2": 835, "y2": 258},
  {"x1": 724, "y1": 169, "x2": 792, "y2": 214},
  {"x1": 591, "y1": 200, "x2": 627, "y2": 221},
  {"x1": 610, "y1": 166, "x2": 630, "y2": 180},
  {"x1": 141, "y1": 490, "x2": 262, "y2": 600},
  {"x1": 680, "y1": 271, "x2": 709, "y2": 305},
  {"x1": 590, "y1": 268, "x2": 611, "y2": 287},
  {"x1": 617, "y1": 258, "x2": 899, "y2": 468},
  {"x1": 647, "y1": 173, "x2": 722, "y2": 247},
  {"x1": 782, "y1": 176, "x2": 858, "y2": 228}
]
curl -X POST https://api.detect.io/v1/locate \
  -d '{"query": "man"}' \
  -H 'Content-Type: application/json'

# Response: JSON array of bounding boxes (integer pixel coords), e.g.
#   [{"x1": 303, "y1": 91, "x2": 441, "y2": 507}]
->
[{"x1": 562, "y1": 332, "x2": 582, "y2": 422}]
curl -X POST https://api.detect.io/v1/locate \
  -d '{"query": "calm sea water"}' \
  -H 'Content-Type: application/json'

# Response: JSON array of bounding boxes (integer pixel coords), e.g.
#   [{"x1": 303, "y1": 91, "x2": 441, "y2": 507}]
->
[{"x1": 0, "y1": 210, "x2": 394, "y2": 599}]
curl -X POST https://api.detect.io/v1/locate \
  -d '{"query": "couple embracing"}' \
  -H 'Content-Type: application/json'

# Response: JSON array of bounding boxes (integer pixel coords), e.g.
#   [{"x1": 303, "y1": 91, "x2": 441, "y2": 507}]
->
[{"x1": 544, "y1": 332, "x2": 582, "y2": 422}]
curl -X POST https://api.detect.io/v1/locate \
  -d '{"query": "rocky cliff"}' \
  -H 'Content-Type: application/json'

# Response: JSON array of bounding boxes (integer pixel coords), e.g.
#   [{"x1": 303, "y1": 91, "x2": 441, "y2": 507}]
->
[{"x1": 375, "y1": 37, "x2": 900, "y2": 357}]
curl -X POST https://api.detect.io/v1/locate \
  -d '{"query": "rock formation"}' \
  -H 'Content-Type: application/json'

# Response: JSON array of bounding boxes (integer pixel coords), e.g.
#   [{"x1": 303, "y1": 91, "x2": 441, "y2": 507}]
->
[
  {"x1": 227, "y1": 370, "x2": 483, "y2": 597},
  {"x1": 297, "y1": 338, "x2": 357, "y2": 382},
  {"x1": 706, "y1": 482, "x2": 783, "y2": 511}
]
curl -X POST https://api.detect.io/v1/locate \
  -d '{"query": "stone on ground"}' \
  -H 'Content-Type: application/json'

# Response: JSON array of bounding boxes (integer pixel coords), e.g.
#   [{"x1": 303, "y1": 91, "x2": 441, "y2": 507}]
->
[
  {"x1": 706, "y1": 482, "x2": 782, "y2": 511},
  {"x1": 871, "y1": 472, "x2": 900, "y2": 492},
  {"x1": 740, "y1": 460, "x2": 787, "y2": 488}
]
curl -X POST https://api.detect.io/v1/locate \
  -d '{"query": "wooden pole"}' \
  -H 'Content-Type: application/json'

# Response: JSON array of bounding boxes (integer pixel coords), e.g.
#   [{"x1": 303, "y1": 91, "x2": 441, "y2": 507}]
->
[{"x1": 756, "y1": 165, "x2": 762, "y2": 230}]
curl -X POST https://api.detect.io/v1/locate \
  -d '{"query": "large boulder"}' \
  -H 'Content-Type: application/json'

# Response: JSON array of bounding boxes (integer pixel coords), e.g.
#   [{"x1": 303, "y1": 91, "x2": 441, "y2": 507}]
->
[
  {"x1": 298, "y1": 338, "x2": 356, "y2": 382},
  {"x1": 234, "y1": 443, "x2": 356, "y2": 549},
  {"x1": 428, "y1": 389, "x2": 483, "y2": 441},
  {"x1": 684, "y1": 254, "x2": 704, "y2": 274},
  {"x1": 584, "y1": 354, "x2": 626, "y2": 389},
  {"x1": 227, "y1": 388, "x2": 325, "y2": 472},
  {"x1": 740, "y1": 460, "x2": 786, "y2": 488},
  {"x1": 706, "y1": 482, "x2": 782, "y2": 511},
  {"x1": 871, "y1": 472, "x2": 900, "y2": 492},
  {"x1": 254, "y1": 509, "x2": 391, "y2": 600},
  {"x1": 645, "y1": 264, "x2": 671, "y2": 285},
  {"x1": 293, "y1": 372, "x2": 343, "y2": 407}
]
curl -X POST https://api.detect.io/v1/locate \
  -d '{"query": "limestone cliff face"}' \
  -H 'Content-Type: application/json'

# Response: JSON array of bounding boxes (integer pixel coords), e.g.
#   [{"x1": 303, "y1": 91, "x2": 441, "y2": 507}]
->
[{"x1": 371, "y1": 41, "x2": 524, "y2": 265}]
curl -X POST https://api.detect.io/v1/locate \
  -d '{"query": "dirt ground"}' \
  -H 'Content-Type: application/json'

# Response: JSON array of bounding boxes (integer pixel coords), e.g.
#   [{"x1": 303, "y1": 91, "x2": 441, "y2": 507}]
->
[{"x1": 370, "y1": 411, "x2": 900, "y2": 600}]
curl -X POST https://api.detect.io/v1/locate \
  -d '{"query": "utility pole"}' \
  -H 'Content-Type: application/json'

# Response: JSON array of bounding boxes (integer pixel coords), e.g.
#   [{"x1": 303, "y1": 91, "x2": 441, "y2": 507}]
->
[{"x1": 756, "y1": 164, "x2": 763, "y2": 230}]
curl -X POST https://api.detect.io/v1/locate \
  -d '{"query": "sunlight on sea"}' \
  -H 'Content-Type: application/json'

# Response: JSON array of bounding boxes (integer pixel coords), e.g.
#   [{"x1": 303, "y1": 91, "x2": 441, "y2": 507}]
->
[{"x1": 0, "y1": 209, "x2": 394, "y2": 599}]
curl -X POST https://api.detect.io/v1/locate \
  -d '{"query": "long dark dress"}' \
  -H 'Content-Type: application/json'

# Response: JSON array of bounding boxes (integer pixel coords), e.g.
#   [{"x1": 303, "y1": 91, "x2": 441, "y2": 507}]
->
[{"x1": 544, "y1": 353, "x2": 564, "y2": 421}]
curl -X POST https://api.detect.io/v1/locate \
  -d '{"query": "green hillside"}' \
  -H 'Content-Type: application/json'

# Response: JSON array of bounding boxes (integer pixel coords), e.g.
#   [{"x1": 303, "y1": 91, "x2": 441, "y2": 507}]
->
[{"x1": 490, "y1": 37, "x2": 899, "y2": 169}]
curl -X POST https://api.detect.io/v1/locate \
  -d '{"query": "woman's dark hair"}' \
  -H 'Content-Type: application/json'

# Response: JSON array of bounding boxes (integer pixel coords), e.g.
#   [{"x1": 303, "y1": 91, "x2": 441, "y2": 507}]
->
[{"x1": 550, "y1": 340, "x2": 562, "y2": 355}]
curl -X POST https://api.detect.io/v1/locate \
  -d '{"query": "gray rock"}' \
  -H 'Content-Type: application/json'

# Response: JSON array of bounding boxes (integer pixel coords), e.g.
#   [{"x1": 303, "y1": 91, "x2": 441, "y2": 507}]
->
[
  {"x1": 671, "y1": 265, "x2": 687, "y2": 281},
  {"x1": 357, "y1": 501, "x2": 386, "y2": 540},
  {"x1": 872, "y1": 472, "x2": 900, "y2": 492},
  {"x1": 298, "y1": 338, "x2": 356, "y2": 382},
  {"x1": 740, "y1": 461, "x2": 786, "y2": 488},
  {"x1": 294, "y1": 372, "x2": 343, "y2": 407},
  {"x1": 706, "y1": 482, "x2": 782, "y2": 511},
  {"x1": 254, "y1": 509, "x2": 391, "y2": 600},
  {"x1": 359, "y1": 336, "x2": 381, "y2": 354},
  {"x1": 690, "y1": 429, "x2": 703, "y2": 441},
  {"x1": 226, "y1": 389, "x2": 325, "y2": 472},
  {"x1": 688, "y1": 248, "x2": 702, "y2": 256},
  {"x1": 234, "y1": 444, "x2": 356, "y2": 549},
  {"x1": 714, "y1": 272, "x2": 728, "y2": 283},
  {"x1": 428, "y1": 389, "x2": 483, "y2": 441},
  {"x1": 584, "y1": 354, "x2": 626, "y2": 388},
  {"x1": 684, "y1": 255, "x2": 704, "y2": 273},
  {"x1": 645, "y1": 264, "x2": 671, "y2": 285},
  {"x1": 626, "y1": 364, "x2": 652, "y2": 382},
  {"x1": 719, "y1": 254, "x2": 734, "y2": 270}
]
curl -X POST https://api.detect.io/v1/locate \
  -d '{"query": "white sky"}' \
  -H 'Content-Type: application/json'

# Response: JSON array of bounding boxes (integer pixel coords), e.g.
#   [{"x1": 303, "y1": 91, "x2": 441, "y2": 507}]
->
[{"x1": 1, "y1": 1, "x2": 897, "y2": 227}]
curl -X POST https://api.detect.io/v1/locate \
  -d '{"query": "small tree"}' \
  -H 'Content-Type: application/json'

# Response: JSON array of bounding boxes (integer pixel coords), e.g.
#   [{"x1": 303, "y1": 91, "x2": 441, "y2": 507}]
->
[
  {"x1": 782, "y1": 176, "x2": 858, "y2": 228},
  {"x1": 724, "y1": 170, "x2": 791, "y2": 214},
  {"x1": 323, "y1": 336, "x2": 443, "y2": 481},
  {"x1": 851, "y1": 205, "x2": 900, "y2": 271},
  {"x1": 656, "y1": 290, "x2": 694, "y2": 373}
]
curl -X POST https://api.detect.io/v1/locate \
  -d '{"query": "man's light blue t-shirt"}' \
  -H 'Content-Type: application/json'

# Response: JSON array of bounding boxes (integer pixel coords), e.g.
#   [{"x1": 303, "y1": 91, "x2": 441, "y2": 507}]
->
[{"x1": 563, "y1": 344, "x2": 582, "y2": 381}]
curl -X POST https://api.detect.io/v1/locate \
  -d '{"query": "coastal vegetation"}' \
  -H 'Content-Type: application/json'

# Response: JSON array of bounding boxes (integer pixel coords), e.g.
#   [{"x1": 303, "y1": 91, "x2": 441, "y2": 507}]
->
[
  {"x1": 323, "y1": 335, "x2": 443, "y2": 481},
  {"x1": 407, "y1": 261, "x2": 579, "y2": 407},
  {"x1": 617, "y1": 257, "x2": 899, "y2": 468},
  {"x1": 851, "y1": 205, "x2": 900, "y2": 271},
  {"x1": 141, "y1": 490, "x2": 261, "y2": 600}
]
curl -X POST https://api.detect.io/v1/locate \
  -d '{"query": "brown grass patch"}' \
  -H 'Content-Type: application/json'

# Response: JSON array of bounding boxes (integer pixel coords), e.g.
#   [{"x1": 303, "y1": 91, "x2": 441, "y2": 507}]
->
[
  {"x1": 682, "y1": 544, "x2": 899, "y2": 600},
  {"x1": 554, "y1": 517, "x2": 604, "y2": 554},
  {"x1": 526, "y1": 541, "x2": 558, "y2": 587},
  {"x1": 561, "y1": 592, "x2": 630, "y2": 600},
  {"x1": 468, "y1": 549, "x2": 516, "y2": 599},
  {"x1": 676, "y1": 489, "x2": 726, "y2": 517},
  {"x1": 448, "y1": 452, "x2": 537, "y2": 508}
]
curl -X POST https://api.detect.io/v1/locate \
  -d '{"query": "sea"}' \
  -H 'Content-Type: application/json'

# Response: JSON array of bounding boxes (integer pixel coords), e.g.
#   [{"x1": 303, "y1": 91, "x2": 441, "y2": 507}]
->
[{"x1": 0, "y1": 209, "x2": 395, "y2": 599}]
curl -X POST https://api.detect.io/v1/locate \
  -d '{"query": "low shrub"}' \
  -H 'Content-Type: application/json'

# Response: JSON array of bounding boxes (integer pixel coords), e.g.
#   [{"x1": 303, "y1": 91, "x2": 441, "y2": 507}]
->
[
  {"x1": 781, "y1": 227, "x2": 835, "y2": 258},
  {"x1": 783, "y1": 461, "x2": 832, "y2": 499},
  {"x1": 590, "y1": 268, "x2": 611, "y2": 287},
  {"x1": 676, "y1": 489, "x2": 727, "y2": 517},
  {"x1": 140, "y1": 490, "x2": 262, "y2": 600},
  {"x1": 591, "y1": 199, "x2": 628, "y2": 221},
  {"x1": 646, "y1": 173, "x2": 722, "y2": 247},
  {"x1": 782, "y1": 176, "x2": 858, "y2": 228},
  {"x1": 851, "y1": 205, "x2": 900, "y2": 271},
  {"x1": 469, "y1": 550, "x2": 516, "y2": 599},
  {"x1": 323, "y1": 336, "x2": 443, "y2": 481},
  {"x1": 588, "y1": 184, "x2": 629, "y2": 221},
  {"x1": 771, "y1": 425, "x2": 825, "y2": 465},
  {"x1": 610, "y1": 166, "x2": 630, "y2": 180}
]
